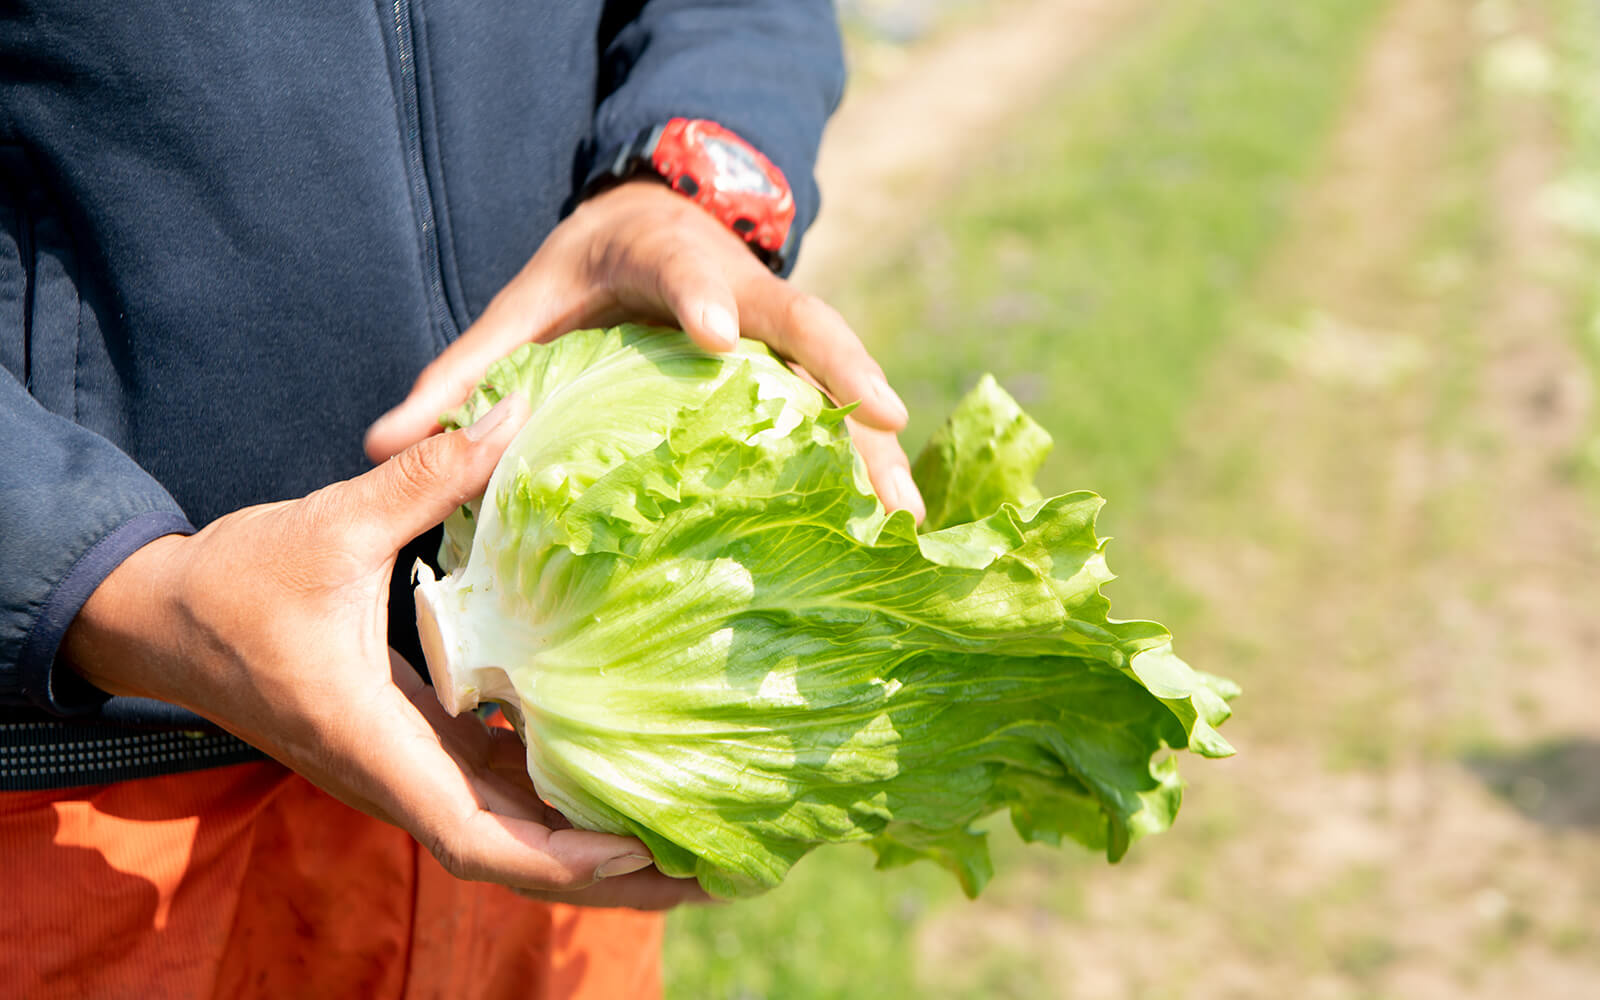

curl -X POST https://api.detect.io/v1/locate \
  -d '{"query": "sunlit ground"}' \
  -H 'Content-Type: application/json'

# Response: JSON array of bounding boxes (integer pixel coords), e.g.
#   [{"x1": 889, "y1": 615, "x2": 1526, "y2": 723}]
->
[{"x1": 667, "y1": 1, "x2": 1600, "y2": 996}]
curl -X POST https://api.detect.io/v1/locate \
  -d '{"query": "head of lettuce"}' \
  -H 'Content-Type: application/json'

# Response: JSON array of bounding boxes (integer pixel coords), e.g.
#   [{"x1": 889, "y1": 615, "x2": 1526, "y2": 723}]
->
[{"x1": 413, "y1": 325, "x2": 1237, "y2": 900}]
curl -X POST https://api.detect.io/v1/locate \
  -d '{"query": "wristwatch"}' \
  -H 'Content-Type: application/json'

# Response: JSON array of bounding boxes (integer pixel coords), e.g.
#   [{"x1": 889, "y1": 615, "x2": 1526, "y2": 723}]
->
[{"x1": 588, "y1": 118, "x2": 798, "y2": 272}]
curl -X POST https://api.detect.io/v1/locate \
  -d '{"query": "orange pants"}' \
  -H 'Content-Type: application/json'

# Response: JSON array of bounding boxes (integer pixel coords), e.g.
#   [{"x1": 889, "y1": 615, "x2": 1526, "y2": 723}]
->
[{"x1": 0, "y1": 761, "x2": 663, "y2": 999}]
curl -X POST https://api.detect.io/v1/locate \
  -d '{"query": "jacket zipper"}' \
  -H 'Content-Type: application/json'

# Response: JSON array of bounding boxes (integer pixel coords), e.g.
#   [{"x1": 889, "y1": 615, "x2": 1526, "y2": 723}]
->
[{"x1": 391, "y1": 0, "x2": 455, "y2": 347}]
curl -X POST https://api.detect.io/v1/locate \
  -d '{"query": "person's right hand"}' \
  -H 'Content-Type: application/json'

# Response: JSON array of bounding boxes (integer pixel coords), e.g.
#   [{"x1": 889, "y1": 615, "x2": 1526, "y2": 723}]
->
[
  {"x1": 60, "y1": 395, "x2": 704, "y2": 910},
  {"x1": 364, "y1": 178, "x2": 925, "y2": 523}
]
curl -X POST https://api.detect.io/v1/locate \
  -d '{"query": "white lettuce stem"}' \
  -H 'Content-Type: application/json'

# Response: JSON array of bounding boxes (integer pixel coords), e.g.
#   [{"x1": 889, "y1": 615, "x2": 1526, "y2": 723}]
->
[{"x1": 413, "y1": 562, "x2": 526, "y2": 716}]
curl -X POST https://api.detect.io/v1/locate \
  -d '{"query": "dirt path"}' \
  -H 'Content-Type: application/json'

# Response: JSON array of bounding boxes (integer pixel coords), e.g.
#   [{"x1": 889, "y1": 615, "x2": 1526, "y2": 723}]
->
[
  {"x1": 908, "y1": 0, "x2": 1600, "y2": 995},
  {"x1": 790, "y1": 0, "x2": 1148, "y2": 294}
]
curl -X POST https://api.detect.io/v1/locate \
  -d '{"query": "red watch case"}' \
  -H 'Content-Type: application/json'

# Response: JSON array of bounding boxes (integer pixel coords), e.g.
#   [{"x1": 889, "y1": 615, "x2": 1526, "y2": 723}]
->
[{"x1": 644, "y1": 119, "x2": 796, "y2": 270}]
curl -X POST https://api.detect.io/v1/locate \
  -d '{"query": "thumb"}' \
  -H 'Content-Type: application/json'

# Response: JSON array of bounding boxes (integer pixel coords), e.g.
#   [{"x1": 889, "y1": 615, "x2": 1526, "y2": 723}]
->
[{"x1": 344, "y1": 393, "x2": 530, "y2": 555}]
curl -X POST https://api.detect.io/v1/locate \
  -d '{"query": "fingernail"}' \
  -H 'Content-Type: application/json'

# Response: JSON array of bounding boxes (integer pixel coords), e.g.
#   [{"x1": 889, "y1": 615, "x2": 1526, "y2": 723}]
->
[
  {"x1": 873, "y1": 378, "x2": 910, "y2": 426},
  {"x1": 464, "y1": 395, "x2": 517, "y2": 441},
  {"x1": 596, "y1": 854, "x2": 653, "y2": 879},
  {"x1": 701, "y1": 304, "x2": 739, "y2": 352},
  {"x1": 891, "y1": 466, "x2": 925, "y2": 523}
]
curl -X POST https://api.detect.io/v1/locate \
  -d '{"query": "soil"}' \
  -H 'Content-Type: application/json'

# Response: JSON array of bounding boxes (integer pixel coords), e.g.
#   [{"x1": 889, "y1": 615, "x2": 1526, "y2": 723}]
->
[
  {"x1": 790, "y1": 0, "x2": 1148, "y2": 294},
  {"x1": 812, "y1": 0, "x2": 1600, "y2": 995}
]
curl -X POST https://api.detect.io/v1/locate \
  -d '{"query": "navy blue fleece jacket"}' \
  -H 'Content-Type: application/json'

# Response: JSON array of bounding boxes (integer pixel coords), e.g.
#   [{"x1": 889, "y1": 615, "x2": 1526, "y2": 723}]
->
[{"x1": 0, "y1": 2, "x2": 844, "y2": 725}]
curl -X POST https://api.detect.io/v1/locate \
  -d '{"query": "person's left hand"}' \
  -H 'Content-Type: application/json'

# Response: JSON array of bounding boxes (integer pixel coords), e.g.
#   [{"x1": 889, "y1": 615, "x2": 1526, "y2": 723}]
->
[{"x1": 364, "y1": 179, "x2": 925, "y2": 521}]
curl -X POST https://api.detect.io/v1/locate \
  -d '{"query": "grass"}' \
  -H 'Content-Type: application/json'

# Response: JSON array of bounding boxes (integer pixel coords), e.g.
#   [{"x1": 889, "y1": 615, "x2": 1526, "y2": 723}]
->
[
  {"x1": 834, "y1": 0, "x2": 1385, "y2": 519},
  {"x1": 663, "y1": 1, "x2": 1387, "y2": 997},
  {"x1": 1554, "y1": 0, "x2": 1600, "y2": 496},
  {"x1": 663, "y1": 845, "x2": 951, "y2": 1000}
]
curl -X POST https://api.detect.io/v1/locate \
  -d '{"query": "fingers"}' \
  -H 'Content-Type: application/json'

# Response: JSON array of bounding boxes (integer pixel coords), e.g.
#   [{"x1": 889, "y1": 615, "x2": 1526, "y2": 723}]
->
[
  {"x1": 341, "y1": 394, "x2": 531, "y2": 555},
  {"x1": 651, "y1": 249, "x2": 741, "y2": 354},
  {"x1": 380, "y1": 653, "x2": 691, "y2": 907},
  {"x1": 735, "y1": 281, "x2": 909, "y2": 433},
  {"x1": 427, "y1": 808, "x2": 655, "y2": 891},
  {"x1": 402, "y1": 745, "x2": 669, "y2": 897},
  {"x1": 364, "y1": 286, "x2": 579, "y2": 463},
  {"x1": 354, "y1": 682, "x2": 658, "y2": 894},
  {"x1": 849, "y1": 420, "x2": 925, "y2": 523},
  {"x1": 485, "y1": 727, "x2": 537, "y2": 774},
  {"x1": 582, "y1": 181, "x2": 910, "y2": 432},
  {"x1": 514, "y1": 867, "x2": 714, "y2": 911},
  {"x1": 786, "y1": 362, "x2": 924, "y2": 520}
]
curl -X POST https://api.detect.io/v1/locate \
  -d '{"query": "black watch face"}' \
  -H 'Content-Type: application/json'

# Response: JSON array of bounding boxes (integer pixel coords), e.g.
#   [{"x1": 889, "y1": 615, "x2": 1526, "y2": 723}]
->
[{"x1": 703, "y1": 135, "x2": 779, "y2": 197}]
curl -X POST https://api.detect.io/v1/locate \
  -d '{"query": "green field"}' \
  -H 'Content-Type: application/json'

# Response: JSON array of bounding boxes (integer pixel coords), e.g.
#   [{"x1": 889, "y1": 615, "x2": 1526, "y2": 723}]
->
[
  {"x1": 665, "y1": 1, "x2": 1404, "y2": 996},
  {"x1": 667, "y1": 0, "x2": 1600, "y2": 995},
  {"x1": 835, "y1": 0, "x2": 1384, "y2": 514},
  {"x1": 665, "y1": 0, "x2": 1600, "y2": 995}
]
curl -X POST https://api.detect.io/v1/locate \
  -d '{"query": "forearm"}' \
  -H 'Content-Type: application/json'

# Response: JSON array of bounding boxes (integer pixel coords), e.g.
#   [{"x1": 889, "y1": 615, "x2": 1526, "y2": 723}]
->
[{"x1": 0, "y1": 371, "x2": 194, "y2": 714}]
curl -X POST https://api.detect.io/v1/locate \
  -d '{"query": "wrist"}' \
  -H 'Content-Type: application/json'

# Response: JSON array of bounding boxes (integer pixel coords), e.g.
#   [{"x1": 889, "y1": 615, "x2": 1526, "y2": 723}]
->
[
  {"x1": 573, "y1": 178, "x2": 750, "y2": 255},
  {"x1": 60, "y1": 532, "x2": 191, "y2": 701},
  {"x1": 584, "y1": 118, "x2": 796, "y2": 272}
]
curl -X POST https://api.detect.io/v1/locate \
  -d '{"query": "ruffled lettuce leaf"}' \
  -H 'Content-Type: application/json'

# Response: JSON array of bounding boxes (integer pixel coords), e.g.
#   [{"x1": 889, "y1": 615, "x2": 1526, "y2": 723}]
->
[{"x1": 913, "y1": 372, "x2": 1051, "y2": 531}]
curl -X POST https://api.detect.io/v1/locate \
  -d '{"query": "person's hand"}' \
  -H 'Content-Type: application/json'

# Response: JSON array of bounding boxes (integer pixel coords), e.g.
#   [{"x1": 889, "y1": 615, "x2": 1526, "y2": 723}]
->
[
  {"x1": 61, "y1": 396, "x2": 704, "y2": 910},
  {"x1": 364, "y1": 179, "x2": 926, "y2": 522}
]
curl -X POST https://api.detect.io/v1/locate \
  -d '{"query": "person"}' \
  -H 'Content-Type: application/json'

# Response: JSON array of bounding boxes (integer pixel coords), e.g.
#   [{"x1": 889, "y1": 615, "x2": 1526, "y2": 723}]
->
[{"x1": 0, "y1": 3, "x2": 924, "y2": 996}]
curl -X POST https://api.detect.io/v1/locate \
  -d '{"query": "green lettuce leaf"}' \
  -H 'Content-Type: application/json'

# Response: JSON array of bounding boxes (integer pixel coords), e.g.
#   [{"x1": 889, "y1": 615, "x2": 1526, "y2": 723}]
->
[
  {"x1": 912, "y1": 372, "x2": 1051, "y2": 531},
  {"x1": 415, "y1": 325, "x2": 1235, "y2": 899}
]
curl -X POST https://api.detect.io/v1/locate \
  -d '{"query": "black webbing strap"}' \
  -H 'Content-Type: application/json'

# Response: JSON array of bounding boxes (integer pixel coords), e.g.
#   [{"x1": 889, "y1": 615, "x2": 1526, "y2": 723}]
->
[{"x1": 0, "y1": 721, "x2": 265, "y2": 790}]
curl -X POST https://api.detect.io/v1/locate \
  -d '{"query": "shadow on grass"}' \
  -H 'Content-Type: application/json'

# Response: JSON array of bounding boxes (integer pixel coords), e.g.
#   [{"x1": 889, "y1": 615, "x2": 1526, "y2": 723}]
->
[{"x1": 1463, "y1": 739, "x2": 1600, "y2": 832}]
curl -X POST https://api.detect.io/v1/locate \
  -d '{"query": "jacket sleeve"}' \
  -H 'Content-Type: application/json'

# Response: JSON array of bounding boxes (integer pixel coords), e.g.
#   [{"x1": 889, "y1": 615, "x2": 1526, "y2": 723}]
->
[
  {"x1": 587, "y1": 0, "x2": 848, "y2": 273},
  {"x1": 0, "y1": 367, "x2": 194, "y2": 714}
]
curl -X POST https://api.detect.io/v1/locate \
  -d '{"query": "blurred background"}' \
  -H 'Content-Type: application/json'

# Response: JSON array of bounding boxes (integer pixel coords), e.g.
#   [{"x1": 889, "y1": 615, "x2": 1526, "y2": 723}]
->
[{"x1": 665, "y1": 0, "x2": 1600, "y2": 996}]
